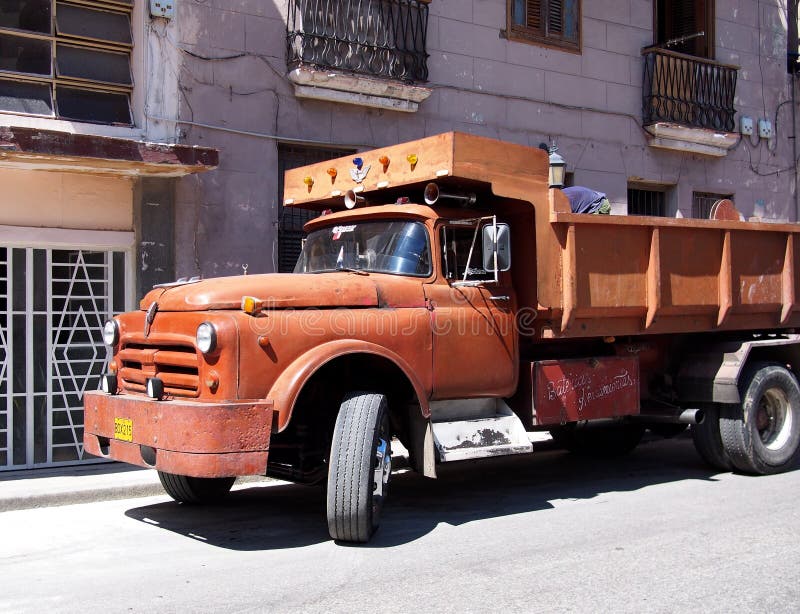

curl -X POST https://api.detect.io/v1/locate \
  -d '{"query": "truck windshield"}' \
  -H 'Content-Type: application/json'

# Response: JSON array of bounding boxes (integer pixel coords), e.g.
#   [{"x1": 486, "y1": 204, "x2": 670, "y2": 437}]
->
[{"x1": 295, "y1": 220, "x2": 431, "y2": 276}]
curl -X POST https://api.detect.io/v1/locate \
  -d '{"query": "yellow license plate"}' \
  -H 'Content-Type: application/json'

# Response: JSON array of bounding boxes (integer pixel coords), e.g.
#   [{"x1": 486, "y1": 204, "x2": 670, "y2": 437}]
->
[{"x1": 114, "y1": 418, "x2": 133, "y2": 442}]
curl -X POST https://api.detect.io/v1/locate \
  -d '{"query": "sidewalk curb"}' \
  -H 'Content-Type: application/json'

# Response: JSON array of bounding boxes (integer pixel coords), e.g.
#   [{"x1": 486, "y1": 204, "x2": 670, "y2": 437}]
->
[{"x1": 0, "y1": 465, "x2": 275, "y2": 513}]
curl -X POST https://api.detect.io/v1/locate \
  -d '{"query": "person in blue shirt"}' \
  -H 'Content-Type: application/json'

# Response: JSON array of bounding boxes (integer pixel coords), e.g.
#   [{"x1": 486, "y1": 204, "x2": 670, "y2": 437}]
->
[{"x1": 563, "y1": 186, "x2": 611, "y2": 214}]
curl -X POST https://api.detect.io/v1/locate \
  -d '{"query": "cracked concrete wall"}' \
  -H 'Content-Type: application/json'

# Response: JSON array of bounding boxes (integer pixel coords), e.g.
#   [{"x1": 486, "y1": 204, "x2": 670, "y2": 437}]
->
[
  {"x1": 134, "y1": 178, "x2": 176, "y2": 299},
  {"x1": 169, "y1": 0, "x2": 799, "y2": 279}
]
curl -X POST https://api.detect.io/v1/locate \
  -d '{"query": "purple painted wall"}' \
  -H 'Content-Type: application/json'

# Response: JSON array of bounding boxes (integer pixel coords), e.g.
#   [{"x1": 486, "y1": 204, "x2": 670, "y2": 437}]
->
[{"x1": 171, "y1": 0, "x2": 798, "y2": 277}]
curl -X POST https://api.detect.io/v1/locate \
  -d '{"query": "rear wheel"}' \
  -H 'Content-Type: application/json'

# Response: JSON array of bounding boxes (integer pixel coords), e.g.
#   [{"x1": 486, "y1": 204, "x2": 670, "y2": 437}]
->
[
  {"x1": 691, "y1": 404, "x2": 731, "y2": 471},
  {"x1": 157, "y1": 471, "x2": 235, "y2": 504},
  {"x1": 720, "y1": 364, "x2": 800, "y2": 475},
  {"x1": 327, "y1": 392, "x2": 392, "y2": 543}
]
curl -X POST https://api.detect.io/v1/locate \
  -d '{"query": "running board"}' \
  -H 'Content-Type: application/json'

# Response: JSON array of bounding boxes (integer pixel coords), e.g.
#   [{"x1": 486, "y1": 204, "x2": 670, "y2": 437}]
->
[{"x1": 431, "y1": 401, "x2": 533, "y2": 462}]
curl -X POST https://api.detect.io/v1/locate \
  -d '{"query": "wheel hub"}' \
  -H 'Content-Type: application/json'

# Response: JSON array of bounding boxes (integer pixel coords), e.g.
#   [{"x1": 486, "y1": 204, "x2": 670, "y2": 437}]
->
[
  {"x1": 757, "y1": 388, "x2": 792, "y2": 450},
  {"x1": 373, "y1": 438, "x2": 391, "y2": 498}
]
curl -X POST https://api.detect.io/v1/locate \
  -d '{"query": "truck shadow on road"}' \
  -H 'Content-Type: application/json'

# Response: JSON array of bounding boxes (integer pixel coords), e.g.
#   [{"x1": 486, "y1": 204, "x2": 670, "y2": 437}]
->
[{"x1": 123, "y1": 435, "x2": 750, "y2": 550}]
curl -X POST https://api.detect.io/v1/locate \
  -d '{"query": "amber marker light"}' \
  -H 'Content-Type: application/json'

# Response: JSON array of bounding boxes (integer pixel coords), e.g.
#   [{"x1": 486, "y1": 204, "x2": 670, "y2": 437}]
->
[
  {"x1": 108, "y1": 360, "x2": 118, "y2": 374},
  {"x1": 303, "y1": 176, "x2": 314, "y2": 191},
  {"x1": 407, "y1": 153, "x2": 418, "y2": 169},
  {"x1": 258, "y1": 335, "x2": 270, "y2": 348},
  {"x1": 241, "y1": 296, "x2": 262, "y2": 315},
  {"x1": 379, "y1": 155, "x2": 390, "y2": 171},
  {"x1": 327, "y1": 167, "x2": 337, "y2": 181}
]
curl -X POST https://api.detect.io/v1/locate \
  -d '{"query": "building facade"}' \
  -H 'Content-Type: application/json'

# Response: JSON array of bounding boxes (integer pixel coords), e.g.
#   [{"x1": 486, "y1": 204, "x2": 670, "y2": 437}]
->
[
  {"x1": 1, "y1": 0, "x2": 797, "y2": 469},
  {"x1": 0, "y1": 1, "x2": 216, "y2": 470}
]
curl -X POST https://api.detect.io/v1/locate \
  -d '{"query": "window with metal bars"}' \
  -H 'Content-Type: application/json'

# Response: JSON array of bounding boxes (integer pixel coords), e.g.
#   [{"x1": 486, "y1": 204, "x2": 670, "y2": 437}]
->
[
  {"x1": 286, "y1": 0, "x2": 430, "y2": 82},
  {"x1": 692, "y1": 191, "x2": 734, "y2": 219},
  {"x1": 0, "y1": 1, "x2": 133, "y2": 125},
  {"x1": 277, "y1": 144, "x2": 356, "y2": 273},
  {"x1": 507, "y1": 0, "x2": 580, "y2": 52},
  {"x1": 627, "y1": 186, "x2": 667, "y2": 216}
]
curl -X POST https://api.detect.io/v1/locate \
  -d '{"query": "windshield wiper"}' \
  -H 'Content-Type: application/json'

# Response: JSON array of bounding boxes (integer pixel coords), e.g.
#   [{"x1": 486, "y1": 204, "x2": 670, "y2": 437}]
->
[{"x1": 336, "y1": 265, "x2": 369, "y2": 275}]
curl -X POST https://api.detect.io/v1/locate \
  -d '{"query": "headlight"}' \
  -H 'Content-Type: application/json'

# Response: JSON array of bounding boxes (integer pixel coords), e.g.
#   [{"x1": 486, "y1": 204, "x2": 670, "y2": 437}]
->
[
  {"x1": 103, "y1": 320, "x2": 119, "y2": 346},
  {"x1": 196, "y1": 322, "x2": 217, "y2": 354}
]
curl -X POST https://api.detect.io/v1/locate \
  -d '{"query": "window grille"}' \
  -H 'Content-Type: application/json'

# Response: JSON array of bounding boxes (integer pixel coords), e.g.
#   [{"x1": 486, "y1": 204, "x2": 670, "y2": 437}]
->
[
  {"x1": 692, "y1": 191, "x2": 734, "y2": 219},
  {"x1": 507, "y1": 0, "x2": 580, "y2": 52},
  {"x1": 628, "y1": 187, "x2": 667, "y2": 216},
  {"x1": 0, "y1": 1, "x2": 133, "y2": 125},
  {"x1": 277, "y1": 144, "x2": 355, "y2": 273},
  {"x1": 286, "y1": 0, "x2": 429, "y2": 82}
]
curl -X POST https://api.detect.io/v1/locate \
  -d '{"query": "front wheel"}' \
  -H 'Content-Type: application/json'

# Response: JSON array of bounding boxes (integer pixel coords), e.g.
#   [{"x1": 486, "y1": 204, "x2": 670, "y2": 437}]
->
[
  {"x1": 720, "y1": 364, "x2": 800, "y2": 475},
  {"x1": 157, "y1": 471, "x2": 235, "y2": 504},
  {"x1": 327, "y1": 392, "x2": 392, "y2": 543}
]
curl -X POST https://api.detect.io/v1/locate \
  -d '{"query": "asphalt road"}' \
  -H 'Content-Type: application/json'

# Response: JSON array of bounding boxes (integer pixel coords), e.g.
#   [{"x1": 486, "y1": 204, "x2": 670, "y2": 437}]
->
[{"x1": 2, "y1": 435, "x2": 799, "y2": 613}]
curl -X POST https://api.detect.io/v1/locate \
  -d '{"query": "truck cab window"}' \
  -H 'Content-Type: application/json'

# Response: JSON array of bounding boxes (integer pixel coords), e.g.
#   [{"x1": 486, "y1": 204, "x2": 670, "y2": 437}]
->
[
  {"x1": 295, "y1": 220, "x2": 431, "y2": 276},
  {"x1": 441, "y1": 225, "x2": 495, "y2": 282}
]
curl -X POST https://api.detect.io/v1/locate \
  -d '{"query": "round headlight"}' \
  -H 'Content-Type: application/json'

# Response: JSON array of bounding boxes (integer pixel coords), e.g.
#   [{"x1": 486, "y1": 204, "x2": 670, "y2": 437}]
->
[
  {"x1": 196, "y1": 322, "x2": 217, "y2": 354},
  {"x1": 103, "y1": 320, "x2": 119, "y2": 346}
]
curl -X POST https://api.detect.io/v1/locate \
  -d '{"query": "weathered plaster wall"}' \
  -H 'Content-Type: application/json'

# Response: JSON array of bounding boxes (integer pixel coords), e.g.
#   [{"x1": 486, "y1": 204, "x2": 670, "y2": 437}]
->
[
  {"x1": 133, "y1": 178, "x2": 176, "y2": 298},
  {"x1": 0, "y1": 169, "x2": 134, "y2": 231},
  {"x1": 171, "y1": 0, "x2": 799, "y2": 278}
]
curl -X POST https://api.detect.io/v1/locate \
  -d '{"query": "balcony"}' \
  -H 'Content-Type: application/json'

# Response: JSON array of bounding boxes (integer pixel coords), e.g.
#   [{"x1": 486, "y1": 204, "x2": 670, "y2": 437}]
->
[
  {"x1": 286, "y1": 0, "x2": 432, "y2": 112},
  {"x1": 642, "y1": 47, "x2": 739, "y2": 157}
]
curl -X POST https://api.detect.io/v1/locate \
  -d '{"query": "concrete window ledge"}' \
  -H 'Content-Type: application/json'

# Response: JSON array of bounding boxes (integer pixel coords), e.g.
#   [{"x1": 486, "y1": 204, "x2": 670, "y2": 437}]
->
[
  {"x1": 644, "y1": 122, "x2": 739, "y2": 157},
  {"x1": 288, "y1": 66, "x2": 432, "y2": 113},
  {"x1": 0, "y1": 126, "x2": 218, "y2": 177}
]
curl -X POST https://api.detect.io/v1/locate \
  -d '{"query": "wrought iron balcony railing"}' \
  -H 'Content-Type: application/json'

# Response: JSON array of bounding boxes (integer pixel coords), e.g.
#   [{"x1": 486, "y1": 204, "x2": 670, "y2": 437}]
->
[
  {"x1": 642, "y1": 47, "x2": 738, "y2": 133},
  {"x1": 286, "y1": 0, "x2": 429, "y2": 83}
]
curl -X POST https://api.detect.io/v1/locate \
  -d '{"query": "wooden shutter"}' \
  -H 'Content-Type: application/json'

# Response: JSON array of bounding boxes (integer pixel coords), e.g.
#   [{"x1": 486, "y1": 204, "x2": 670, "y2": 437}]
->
[
  {"x1": 527, "y1": 0, "x2": 542, "y2": 31},
  {"x1": 547, "y1": 0, "x2": 563, "y2": 35}
]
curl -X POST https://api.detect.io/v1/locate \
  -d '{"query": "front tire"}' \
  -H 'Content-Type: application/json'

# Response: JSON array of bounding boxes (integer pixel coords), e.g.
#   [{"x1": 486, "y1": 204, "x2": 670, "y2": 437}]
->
[
  {"x1": 327, "y1": 392, "x2": 392, "y2": 543},
  {"x1": 157, "y1": 471, "x2": 235, "y2": 504},
  {"x1": 720, "y1": 364, "x2": 800, "y2": 475}
]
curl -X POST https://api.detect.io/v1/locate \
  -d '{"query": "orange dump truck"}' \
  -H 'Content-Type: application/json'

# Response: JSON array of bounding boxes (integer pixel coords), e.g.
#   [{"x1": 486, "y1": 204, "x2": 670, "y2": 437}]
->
[{"x1": 84, "y1": 133, "x2": 800, "y2": 542}]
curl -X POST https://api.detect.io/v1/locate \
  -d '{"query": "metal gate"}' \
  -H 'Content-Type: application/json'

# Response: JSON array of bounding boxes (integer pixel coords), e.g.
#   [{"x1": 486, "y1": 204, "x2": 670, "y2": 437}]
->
[{"x1": 0, "y1": 230, "x2": 132, "y2": 470}]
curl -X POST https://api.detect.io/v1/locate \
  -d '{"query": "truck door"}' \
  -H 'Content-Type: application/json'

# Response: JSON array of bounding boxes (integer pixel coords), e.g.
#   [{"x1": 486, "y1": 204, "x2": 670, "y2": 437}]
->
[{"x1": 424, "y1": 222, "x2": 518, "y2": 399}]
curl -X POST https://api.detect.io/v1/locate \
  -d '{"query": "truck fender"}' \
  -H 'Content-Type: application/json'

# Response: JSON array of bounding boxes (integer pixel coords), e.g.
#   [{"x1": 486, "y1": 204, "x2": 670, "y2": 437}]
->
[
  {"x1": 267, "y1": 340, "x2": 436, "y2": 478},
  {"x1": 677, "y1": 334, "x2": 800, "y2": 403},
  {"x1": 267, "y1": 339, "x2": 431, "y2": 430}
]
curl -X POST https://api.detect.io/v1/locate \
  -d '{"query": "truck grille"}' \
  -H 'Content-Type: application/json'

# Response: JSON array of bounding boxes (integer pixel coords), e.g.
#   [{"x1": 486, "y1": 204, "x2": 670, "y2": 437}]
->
[{"x1": 118, "y1": 342, "x2": 200, "y2": 398}]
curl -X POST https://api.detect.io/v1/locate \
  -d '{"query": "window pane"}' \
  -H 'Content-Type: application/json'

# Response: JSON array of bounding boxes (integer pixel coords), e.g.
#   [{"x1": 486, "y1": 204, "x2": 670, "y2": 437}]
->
[
  {"x1": 55, "y1": 86, "x2": 131, "y2": 124},
  {"x1": 55, "y1": 3, "x2": 132, "y2": 46},
  {"x1": 513, "y1": 0, "x2": 526, "y2": 25},
  {"x1": 563, "y1": 0, "x2": 578, "y2": 41},
  {"x1": 0, "y1": 32, "x2": 51, "y2": 75},
  {"x1": 0, "y1": 78, "x2": 53, "y2": 115},
  {"x1": 0, "y1": 0, "x2": 51, "y2": 34},
  {"x1": 56, "y1": 44, "x2": 131, "y2": 86}
]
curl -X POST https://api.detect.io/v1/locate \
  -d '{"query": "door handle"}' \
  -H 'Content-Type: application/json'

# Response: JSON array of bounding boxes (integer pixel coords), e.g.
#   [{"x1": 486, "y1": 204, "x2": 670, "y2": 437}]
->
[{"x1": 489, "y1": 295, "x2": 510, "y2": 301}]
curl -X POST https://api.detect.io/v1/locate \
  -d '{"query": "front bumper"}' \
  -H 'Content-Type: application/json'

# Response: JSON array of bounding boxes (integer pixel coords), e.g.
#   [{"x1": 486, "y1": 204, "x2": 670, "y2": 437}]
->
[{"x1": 83, "y1": 391, "x2": 273, "y2": 477}]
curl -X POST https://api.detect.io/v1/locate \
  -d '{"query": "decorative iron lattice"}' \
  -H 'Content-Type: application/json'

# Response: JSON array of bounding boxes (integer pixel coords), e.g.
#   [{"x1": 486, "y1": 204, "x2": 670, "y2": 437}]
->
[
  {"x1": 286, "y1": 0, "x2": 429, "y2": 82},
  {"x1": 1, "y1": 245, "x2": 128, "y2": 470},
  {"x1": 642, "y1": 47, "x2": 737, "y2": 132}
]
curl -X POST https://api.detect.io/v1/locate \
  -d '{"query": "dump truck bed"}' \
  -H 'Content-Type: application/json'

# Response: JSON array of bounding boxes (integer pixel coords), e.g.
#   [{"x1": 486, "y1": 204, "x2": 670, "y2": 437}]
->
[{"x1": 284, "y1": 132, "x2": 800, "y2": 339}]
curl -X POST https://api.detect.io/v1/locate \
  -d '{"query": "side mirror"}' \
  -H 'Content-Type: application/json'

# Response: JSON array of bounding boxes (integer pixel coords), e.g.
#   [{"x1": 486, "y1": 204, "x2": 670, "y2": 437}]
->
[{"x1": 482, "y1": 223, "x2": 511, "y2": 272}]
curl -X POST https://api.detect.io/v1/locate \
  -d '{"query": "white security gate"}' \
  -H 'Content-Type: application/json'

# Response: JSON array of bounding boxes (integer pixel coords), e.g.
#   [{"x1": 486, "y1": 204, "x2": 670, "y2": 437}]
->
[{"x1": 0, "y1": 229, "x2": 133, "y2": 470}]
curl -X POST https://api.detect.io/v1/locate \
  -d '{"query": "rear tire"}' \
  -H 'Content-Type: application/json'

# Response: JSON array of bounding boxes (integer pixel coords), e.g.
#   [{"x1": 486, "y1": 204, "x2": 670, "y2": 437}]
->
[
  {"x1": 157, "y1": 471, "x2": 235, "y2": 504},
  {"x1": 691, "y1": 404, "x2": 731, "y2": 471},
  {"x1": 327, "y1": 392, "x2": 392, "y2": 543},
  {"x1": 720, "y1": 364, "x2": 800, "y2": 475}
]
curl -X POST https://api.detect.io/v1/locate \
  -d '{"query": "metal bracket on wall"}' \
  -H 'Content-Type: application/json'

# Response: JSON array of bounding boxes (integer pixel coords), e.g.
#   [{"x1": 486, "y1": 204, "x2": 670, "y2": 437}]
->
[{"x1": 149, "y1": 0, "x2": 175, "y2": 19}]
